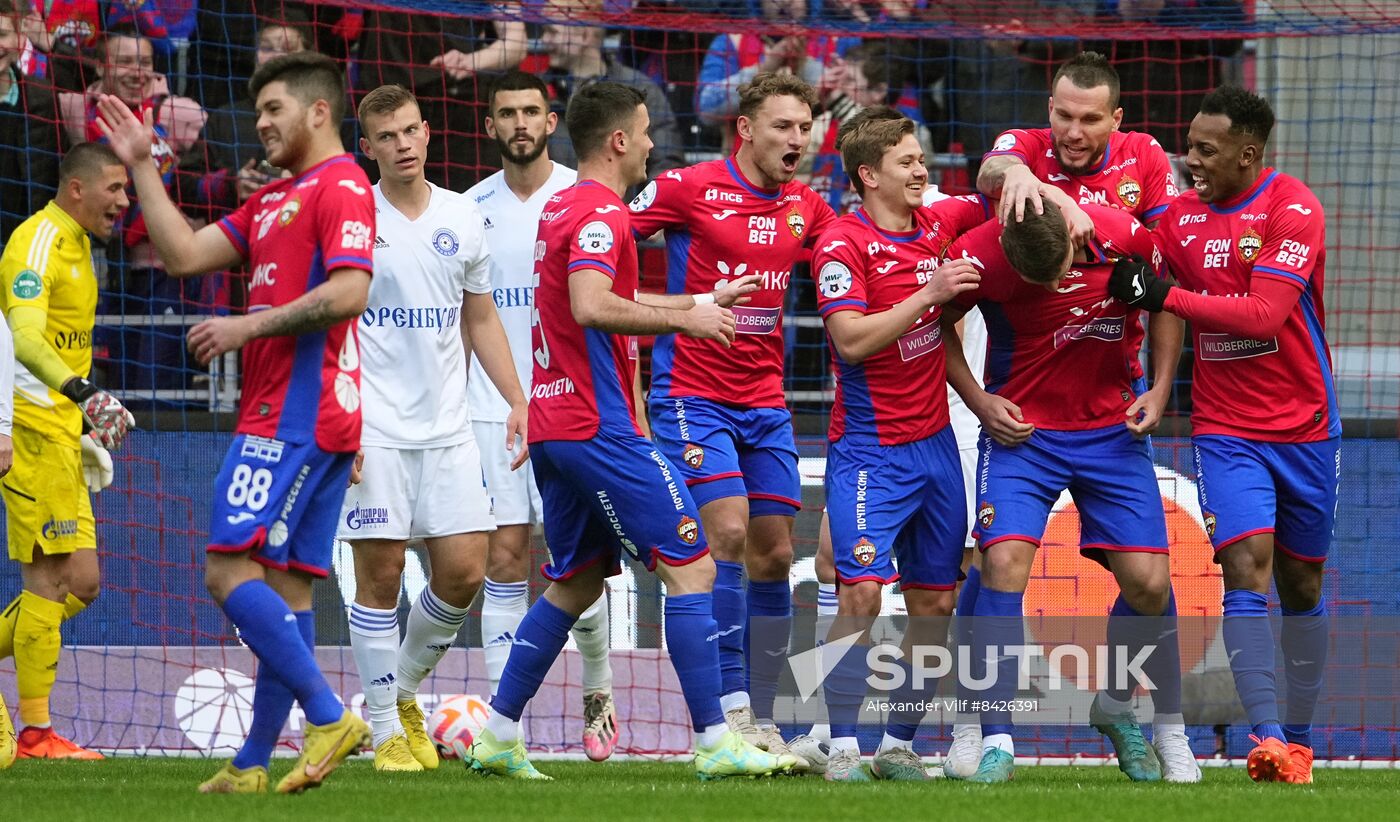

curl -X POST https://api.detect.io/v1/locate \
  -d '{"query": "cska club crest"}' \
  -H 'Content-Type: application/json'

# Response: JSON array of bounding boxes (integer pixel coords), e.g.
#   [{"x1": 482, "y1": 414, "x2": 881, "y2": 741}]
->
[
  {"x1": 786, "y1": 205, "x2": 805, "y2": 239},
  {"x1": 677, "y1": 515, "x2": 700, "y2": 545},
  {"x1": 683, "y1": 443, "x2": 705, "y2": 470},
  {"x1": 1116, "y1": 176, "x2": 1142, "y2": 209},
  {"x1": 279, "y1": 197, "x2": 302, "y2": 227},
  {"x1": 978, "y1": 501, "x2": 996, "y2": 530},
  {"x1": 1203, "y1": 511, "x2": 1217, "y2": 538},
  {"x1": 1237, "y1": 228, "x2": 1263, "y2": 263},
  {"x1": 853, "y1": 537, "x2": 876, "y2": 567}
]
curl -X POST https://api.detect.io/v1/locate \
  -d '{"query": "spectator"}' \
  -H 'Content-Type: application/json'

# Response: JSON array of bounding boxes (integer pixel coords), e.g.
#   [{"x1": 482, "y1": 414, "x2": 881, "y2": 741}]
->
[
  {"x1": 540, "y1": 2, "x2": 683, "y2": 180},
  {"x1": 799, "y1": 40, "x2": 931, "y2": 215},
  {"x1": 695, "y1": 0, "x2": 840, "y2": 130},
  {"x1": 1094, "y1": 0, "x2": 1244, "y2": 154},
  {"x1": 202, "y1": 17, "x2": 308, "y2": 184},
  {"x1": 59, "y1": 27, "x2": 229, "y2": 394},
  {"x1": 15, "y1": 0, "x2": 98, "y2": 91},
  {"x1": 615, "y1": 3, "x2": 708, "y2": 150},
  {"x1": 0, "y1": 0, "x2": 62, "y2": 241},
  {"x1": 356, "y1": 7, "x2": 526, "y2": 190}
]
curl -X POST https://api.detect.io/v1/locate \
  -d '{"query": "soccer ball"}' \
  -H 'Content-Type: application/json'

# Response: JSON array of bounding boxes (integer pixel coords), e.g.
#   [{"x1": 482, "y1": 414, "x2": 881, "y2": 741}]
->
[{"x1": 426, "y1": 693, "x2": 491, "y2": 760}]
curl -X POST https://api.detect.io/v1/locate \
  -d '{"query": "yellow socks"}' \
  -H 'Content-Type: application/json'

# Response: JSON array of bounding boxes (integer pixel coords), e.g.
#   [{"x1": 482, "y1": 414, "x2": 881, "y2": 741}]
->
[{"x1": 14, "y1": 591, "x2": 65, "y2": 728}]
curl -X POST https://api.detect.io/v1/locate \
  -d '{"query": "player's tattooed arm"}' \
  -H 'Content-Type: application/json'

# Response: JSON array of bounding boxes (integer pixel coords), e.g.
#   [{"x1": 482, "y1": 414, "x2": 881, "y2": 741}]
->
[
  {"x1": 941, "y1": 310, "x2": 1033, "y2": 445},
  {"x1": 978, "y1": 156, "x2": 1041, "y2": 225},
  {"x1": 188, "y1": 268, "x2": 371, "y2": 364}
]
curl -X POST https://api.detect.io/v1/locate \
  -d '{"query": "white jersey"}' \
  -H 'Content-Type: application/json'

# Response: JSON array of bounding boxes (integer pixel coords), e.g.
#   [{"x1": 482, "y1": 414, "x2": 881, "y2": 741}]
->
[
  {"x1": 464, "y1": 162, "x2": 577, "y2": 422},
  {"x1": 360, "y1": 182, "x2": 491, "y2": 448},
  {"x1": 924, "y1": 184, "x2": 985, "y2": 452}
]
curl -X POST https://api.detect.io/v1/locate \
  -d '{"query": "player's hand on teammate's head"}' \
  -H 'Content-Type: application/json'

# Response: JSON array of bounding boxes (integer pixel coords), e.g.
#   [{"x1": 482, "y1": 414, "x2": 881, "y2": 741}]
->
[
  {"x1": 1109, "y1": 254, "x2": 1171, "y2": 312},
  {"x1": 713, "y1": 273, "x2": 763, "y2": 308},
  {"x1": 682, "y1": 302, "x2": 736, "y2": 347},
  {"x1": 187, "y1": 316, "x2": 252, "y2": 366},
  {"x1": 505, "y1": 403, "x2": 529, "y2": 471},
  {"x1": 921, "y1": 259, "x2": 981, "y2": 306},
  {"x1": 974, "y1": 393, "x2": 1035, "y2": 446},
  {"x1": 93, "y1": 94, "x2": 157, "y2": 168},
  {"x1": 60, "y1": 377, "x2": 136, "y2": 451},
  {"x1": 1042, "y1": 186, "x2": 1096, "y2": 247},
  {"x1": 997, "y1": 164, "x2": 1044, "y2": 225}
]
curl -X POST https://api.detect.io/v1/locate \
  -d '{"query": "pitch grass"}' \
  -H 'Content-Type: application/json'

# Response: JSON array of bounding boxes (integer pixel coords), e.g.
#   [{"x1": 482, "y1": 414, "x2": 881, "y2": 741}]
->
[{"x1": 4, "y1": 758, "x2": 1398, "y2": 822}]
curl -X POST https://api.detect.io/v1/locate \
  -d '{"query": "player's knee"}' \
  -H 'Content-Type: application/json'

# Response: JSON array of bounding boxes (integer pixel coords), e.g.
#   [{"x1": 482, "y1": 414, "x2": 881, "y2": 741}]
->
[
  {"x1": 432, "y1": 565, "x2": 484, "y2": 609},
  {"x1": 1217, "y1": 542, "x2": 1271, "y2": 591},
  {"x1": 358, "y1": 565, "x2": 406, "y2": 609},
  {"x1": 704, "y1": 515, "x2": 748, "y2": 560},
  {"x1": 69, "y1": 576, "x2": 101, "y2": 605},
  {"x1": 842, "y1": 581, "x2": 882, "y2": 618},
  {"x1": 1276, "y1": 565, "x2": 1323, "y2": 612},
  {"x1": 747, "y1": 538, "x2": 793, "y2": 580},
  {"x1": 978, "y1": 547, "x2": 1028, "y2": 592}
]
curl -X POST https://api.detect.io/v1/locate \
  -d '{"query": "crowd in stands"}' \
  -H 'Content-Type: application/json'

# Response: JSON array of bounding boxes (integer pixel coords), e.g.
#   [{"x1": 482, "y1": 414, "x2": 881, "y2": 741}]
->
[{"x1": 0, "y1": 0, "x2": 1243, "y2": 404}]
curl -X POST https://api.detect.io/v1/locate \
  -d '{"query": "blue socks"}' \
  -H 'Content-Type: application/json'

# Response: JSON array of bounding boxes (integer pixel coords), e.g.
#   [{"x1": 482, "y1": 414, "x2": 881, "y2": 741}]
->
[
  {"x1": 1281, "y1": 597, "x2": 1328, "y2": 748},
  {"x1": 491, "y1": 597, "x2": 576, "y2": 723},
  {"x1": 712, "y1": 561, "x2": 747, "y2": 699},
  {"x1": 1222, "y1": 588, "x2": 1284, "y2": 741},
  {"x1": 883, "y1": 659, "x2": 932, "y2": 743},
  {"x1": 222, "y1": 580, "x2": 342, "y2": 727},
  {"x1": 745, "y1": 579, "x2": 791, "y2": 722},
  {"x1": 823, "y1": 640, "x2": 869, "y2": 741},
  {"x1": 664, "y1": 593, "x2": 726, "y2": 732},
  {"x1": 973, "y1": 586, "x2": 1023, "y2": 737},
  {"x1": 1104, "y1": 592, "x2": 1181, "y2": 714},
  {"x1": 232, "y1": 610, "x2": 315, "y2": 770},
  {"x1": 955, "y1": 566, "x2": 982, "y2": 712}
]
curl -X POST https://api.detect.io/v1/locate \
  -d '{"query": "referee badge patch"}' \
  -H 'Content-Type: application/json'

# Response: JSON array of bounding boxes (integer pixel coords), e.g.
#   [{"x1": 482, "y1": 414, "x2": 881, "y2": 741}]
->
[
  {"x1": 853, "y1": 537, "x2": 876, "y2": 567},
  {"x1": 11, "y1": 269, "x2": 42, "y2": 300}
]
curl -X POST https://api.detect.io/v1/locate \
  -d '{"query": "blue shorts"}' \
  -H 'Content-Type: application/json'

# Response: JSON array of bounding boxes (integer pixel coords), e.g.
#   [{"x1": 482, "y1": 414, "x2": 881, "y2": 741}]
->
[
  {"x1": 649, "y1": 396, "x2": 800, "y2": 516},
  {"x1": 1192, "y1": 435, "x2": 1340, "y2": 562},
  {"x1": 532, "y1": 434, "x2": 710, "y2": 581},
  {"x1": 826, "y1": 428, "x2": 966, "y2": 590},
  {"x1": 974, "y1": 425, "x2": 1168, "y2": 566},
  {"x1": 207, "y1": 434, "x2": 354, "y2": 577}
]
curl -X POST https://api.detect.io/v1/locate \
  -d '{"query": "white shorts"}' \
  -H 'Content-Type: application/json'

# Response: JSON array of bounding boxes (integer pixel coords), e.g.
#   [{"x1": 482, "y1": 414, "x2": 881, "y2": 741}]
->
[
  {"x1": 958, "y1": 443, "x2": 978, "y2": 548},
  {"x1": 472, "y1": 419, "x2": 542, "y2": 527},
  {"x1": 336, "y1": 440, "x2": 494, "y2": 540}
]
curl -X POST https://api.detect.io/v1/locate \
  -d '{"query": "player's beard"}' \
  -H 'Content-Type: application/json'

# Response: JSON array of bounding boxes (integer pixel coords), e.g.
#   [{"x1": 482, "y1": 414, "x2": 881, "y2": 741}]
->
[
  {"x1": 266, "y1": 118, "x2": 313, "y2": 170},
  {"x1": 496, "y1": 132, "x2": 548, "y2": 167},
  {"x1": 755, "y1": 147, "x2": 802, "y2": 188},
  {"x1": 1052, "y1": 139, "x2": 1103, "y2": 177}
]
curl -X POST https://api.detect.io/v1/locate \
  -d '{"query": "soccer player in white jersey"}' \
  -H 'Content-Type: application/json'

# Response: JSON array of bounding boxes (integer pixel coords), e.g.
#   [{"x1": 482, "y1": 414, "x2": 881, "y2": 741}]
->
[
  {"x1": 340, "y1": 84, "x2": 529, "y2": 772},
  {"x1": 466, "y1": 70, "x2": 619, "y2": 761}
]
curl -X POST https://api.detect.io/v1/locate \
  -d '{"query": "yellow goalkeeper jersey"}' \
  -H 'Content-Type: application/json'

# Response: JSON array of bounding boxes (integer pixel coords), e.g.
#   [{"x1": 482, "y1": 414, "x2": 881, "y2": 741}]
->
[{"x1": 0, "y1": 201, "x2": 97, "y2": 443}]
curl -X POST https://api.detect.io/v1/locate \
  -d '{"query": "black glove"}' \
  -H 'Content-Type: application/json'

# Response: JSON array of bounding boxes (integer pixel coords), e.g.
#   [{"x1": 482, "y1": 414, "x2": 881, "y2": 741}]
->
[{"x1": 1109, "y1": 254, "x2": 1172, "y2": 312}]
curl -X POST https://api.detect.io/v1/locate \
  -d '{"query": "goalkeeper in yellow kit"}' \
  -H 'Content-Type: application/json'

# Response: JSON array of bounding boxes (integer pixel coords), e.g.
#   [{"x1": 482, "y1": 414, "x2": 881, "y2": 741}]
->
[{"x1": 0, "y1": 142, "x2": 135, "y2": 765}]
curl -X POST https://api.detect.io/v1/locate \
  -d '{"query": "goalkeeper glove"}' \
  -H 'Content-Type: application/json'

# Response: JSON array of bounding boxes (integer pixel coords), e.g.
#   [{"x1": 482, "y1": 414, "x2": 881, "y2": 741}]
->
[
  {"x1": 1109, "y1": 254, "x2": 1172, "y2": 312},
  {"x1": 80, "y1": 434, "x2": 114, "y2": 493},
  {"x1": 60, "y1": 377, "x2": 135, "y2": 451}
]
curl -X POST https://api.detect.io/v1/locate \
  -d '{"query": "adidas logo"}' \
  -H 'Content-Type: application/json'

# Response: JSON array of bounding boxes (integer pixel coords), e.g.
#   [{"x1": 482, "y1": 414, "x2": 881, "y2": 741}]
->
[
  {"x1": 428, "y1": 643, "x2": 452, "y2": 653},
  {"x1": 374, "y1": 235, "x2": 390, "y2": 249},
  {"x1": 487, "y1": 631, "x2": 514, "y2": 647},
  {"x1": 483, "y1": 217, "x2": 494, "y2": 230},
  {"x1": 369, "y1": 673, "x2": 397, "y2": 687}
]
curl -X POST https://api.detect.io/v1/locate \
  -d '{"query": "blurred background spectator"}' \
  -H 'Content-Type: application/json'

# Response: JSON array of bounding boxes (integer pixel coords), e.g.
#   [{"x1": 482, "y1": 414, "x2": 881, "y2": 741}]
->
[{"x1": 0, "y1": 0, "x2": 62, "y2": 242}]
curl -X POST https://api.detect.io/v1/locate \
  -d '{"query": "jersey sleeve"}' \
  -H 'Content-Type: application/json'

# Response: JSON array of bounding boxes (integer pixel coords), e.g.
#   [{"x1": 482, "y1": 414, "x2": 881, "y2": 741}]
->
[
  {"x1": 627, "y1": 167, "x2": 692, "y2": 238},
  {"x1": 982, "y1": 128, "x2": 1038, "y2": 164},
  {"x1": 460, "y1": 201, "x2": 492, "y2": 295},
  {"x1": 316, "y1": 171, "x2": 376, "y2": 274},
  {"x1": 0, "y1": 316, "x2": 12, "y2": 436},
  {"x1": 948, "y1": 228, "x2": 1015, "y2": 310},
  {"x1": 567, "y1": 206, "x2": 632, "y2": 280},
  {"x1": 1137, "y1": 136, "x2": 1179, "y2": 224},
  {"x1": 805, "y1": 192, "x2": 838, "y2": 243},
  {"x1": 1251, "y1": 190, "x2": 1325, "y2": 292},
  {"x1": 216, "y1": 193, "x2": 257, "y2": 258},
  {"x1": 812, "y1": 232, "x2": 867, "y2": 317},
  {"x1": 931, "y1": 194, "x2": 994, "y2": 236}
]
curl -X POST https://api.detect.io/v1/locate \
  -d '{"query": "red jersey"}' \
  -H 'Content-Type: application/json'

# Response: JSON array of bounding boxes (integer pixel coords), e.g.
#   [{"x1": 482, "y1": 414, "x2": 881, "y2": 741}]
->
[
  {"x1": 529, "y1": 181, "x2": 643, "y2": 443},
  {"x1": 985, "y1": 128, "x2": 1178, "y2": 225},
  {"x1": 1156, "y1": 170, "x2": 1337, "y2": 442},
  {"x1": 814, "y1": 196, "x2": 992, "y2": 445},
  {"x1": 948, "y1": 205, "x2": 1160, "y2": 431},
  {"x1": 216, "y1": 154, "x2": 374, "y2": 452},
  {"x1": 628, "y1": 157, "x2": 836, "y2": 408}
]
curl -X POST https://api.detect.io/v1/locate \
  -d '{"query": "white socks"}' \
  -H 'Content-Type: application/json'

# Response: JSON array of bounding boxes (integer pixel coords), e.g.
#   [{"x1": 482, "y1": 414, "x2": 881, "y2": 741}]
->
[
  {"x1": 481, "y1": 578, "x2": 529, "y2": 696},
  {"x1": 572, "y1": 593, "x2": 613, "y2": 695},
  {"x1": 348, "y1": 602, "x2": 402, "y2": 746},
  {"x1": 397, "y1": 586, "x2": 469, "y2": 701}
]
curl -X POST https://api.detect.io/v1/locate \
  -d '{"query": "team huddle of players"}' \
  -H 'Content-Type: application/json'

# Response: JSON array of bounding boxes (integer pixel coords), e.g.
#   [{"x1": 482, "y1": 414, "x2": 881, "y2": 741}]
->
[{"x1": 0, "y1": 45, "x2": 1335, "y2": 792}]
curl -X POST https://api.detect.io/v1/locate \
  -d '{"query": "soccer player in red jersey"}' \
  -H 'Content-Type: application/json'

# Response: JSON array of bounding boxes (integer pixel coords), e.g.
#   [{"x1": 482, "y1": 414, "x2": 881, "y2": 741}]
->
[
  {"x1": 98, "y1": 52, "x2": 376, "y2": 794},
  {"x1": 809, "y1": 107, "x2": 982, "y2": 782},
  {"x1": 470, "y1": 81, "x2": 797, "y2": 782},
  {"x1": 978, "y1": 51, "x2": 1179, "y2": 231},
  {"x1": 940, "y1": 200, "x2": 1189, "y2": 783},
  {"x1": 1111, "y1": 86, "x2": 1337, "y2": 785},
  {"x1": 628, "y1": 72, "x2": 837, "y2": 761}
]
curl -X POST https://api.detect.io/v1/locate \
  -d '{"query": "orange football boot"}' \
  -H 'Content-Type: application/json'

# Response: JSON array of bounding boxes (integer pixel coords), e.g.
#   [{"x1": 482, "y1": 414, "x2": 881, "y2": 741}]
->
[
  {"x1": 1285, "y1": 742, "x2": 1314, "y2": 784},
  {"x1": 17, "y1": 726, "x2": 105, "y2": 760},
  {"x1": 1245, "y1": 734, "x2": 1291, "y2": 782}
]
